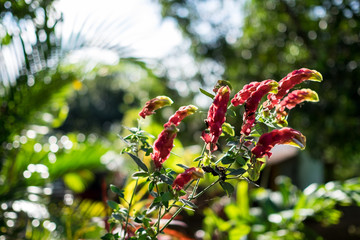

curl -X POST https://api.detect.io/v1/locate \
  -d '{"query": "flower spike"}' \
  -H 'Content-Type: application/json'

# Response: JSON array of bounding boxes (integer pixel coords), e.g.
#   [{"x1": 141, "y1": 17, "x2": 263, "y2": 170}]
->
[
  {"x1": 151, "y1": 105, "x2": 197, "y2": 170},
  {"x1": 164, "y1": 105, "x2": 198, "y2": 128},
  {"x1": 172, "y1": 167, "x2": 204, "y2": 191},
  {"x1": 231, "y1": 81, "x2": 261, "y2": 106},
  {"x1": 201, "y1": 86, "x2": 230, "y2": 152},
  {"x1": 276, "y1": 89, "x2": 319, "y2": 124},
  {"x1": 151, "y1": 124, "x2": 178, "y2": 170},
  {"x1": 266, "y1": 68, "x2": 322, "y2": 109},
  {"x1": 139, "y1": 96, "x2": 173, "y2": 119},
  {"x1": 240, "y1": 80, "x2": 278, "y2": 135},
  {"x1": 251, "y1": 127, "x2": 306, "y2": 159}
]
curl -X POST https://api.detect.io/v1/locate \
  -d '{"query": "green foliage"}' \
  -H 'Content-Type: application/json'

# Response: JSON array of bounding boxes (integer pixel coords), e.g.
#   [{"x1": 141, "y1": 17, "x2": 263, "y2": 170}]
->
[{"x1": 203, "y1": 177, "x2": 360, "y2": 240}]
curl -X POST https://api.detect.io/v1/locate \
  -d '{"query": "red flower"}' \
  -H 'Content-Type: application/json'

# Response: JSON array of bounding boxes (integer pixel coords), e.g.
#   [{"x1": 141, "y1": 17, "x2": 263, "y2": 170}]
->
[
  {"x1": 231, "y1": 81, "x2": 261, "y2": 106},
  {"x1": 240, "y1": 80, "x2": 278, "y2": 135},
  {"x1": 151, "y1": 124, "x2": 178, "y2": 169},
  {"x1": 151, "y1": 105, "x2": 196, "y2": 169},
  {"x1": 201, "y1": 86, "x2": 230, "y2": 151},
  {"x1": 172, "y1": 167, "x2": 204, "y2": 191},
  {"x1": 251, "y1": 127, "x2": 306, "y2": 159},
  {"x1": 276, "y1": 89, "x2": 319, "y2": 124},
  {"x1": 139, "y1": 96, "x2": 173, "y2": 119},
  {"x1": 164, "y1": 105, "x2": 198, "y2": 128},
  {"x1": 266, "y1": 68, "x2": 322, "y2": 109}
]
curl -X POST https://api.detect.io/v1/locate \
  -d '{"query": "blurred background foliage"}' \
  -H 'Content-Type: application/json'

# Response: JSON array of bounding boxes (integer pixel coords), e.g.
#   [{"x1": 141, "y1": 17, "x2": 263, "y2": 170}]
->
[{"x1": 1, "y1": 0, "x2": 360, "y2": 239}]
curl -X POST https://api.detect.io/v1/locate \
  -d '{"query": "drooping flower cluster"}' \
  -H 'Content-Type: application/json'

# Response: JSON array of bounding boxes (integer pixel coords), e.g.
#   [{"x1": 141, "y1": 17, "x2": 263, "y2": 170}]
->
[
  {"x1": 164, "y1": 105, "x2": 198, "y2": 128},
  {"x1": 151, "y1": 124, "x2": 178, "y2": 169},
  {"x1": 172, "y1": 167, "x2": 204, "y2": 191},
  {"x1": 265, "y1": 68, "x2": 322, "y2": 110},
  {"x1": 276, "y1": 89, "x2": 319, "y2": 124},
  {"x1": 232, "y1": 80, "x2": 278, "y2": 135},
  {"x1": 139, "y1": 96, "x2": 173, "y2": 119},
  {"x1": 251, "y1": 127, "x2": 306, "y2": 159},
  {"x1": 231, "y1": 82, "x2": 261, "y2": 106},
  {"x1": 201, "y1": 86, "x2": 230, "y2": 151},
  {"x1": 150, "y1": 105, "x2": 197, "y2": 169}
]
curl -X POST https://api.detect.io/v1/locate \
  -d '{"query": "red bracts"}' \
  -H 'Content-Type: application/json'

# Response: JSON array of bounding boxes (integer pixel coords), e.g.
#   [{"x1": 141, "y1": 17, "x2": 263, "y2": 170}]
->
[
  {"x1": 139, "y1": 96, "x2": 173, "y2": 119},
  {"x1": 276, "y1": 89, "x2": 319, "y2": 123},
  {"x1": 238, "y1": 80, "x2": 278, "y2": 135},
  {"x1": 231, "y1": 82, "x2": 261, "y2": 106},
  {"x1": 251, "y1": 127, "x2": 306, "y2": 159},
  {"x1": 278, "y1": 89, "x2": 319, "y2": 110},
  {"x1": 151, "y1": 105, "x2": 197, "y2": 169},
  {"x1": 164, "y1": 105, "x2": 198, "y2": 128},
  {"x1": 172, "y1": 167, "x2": 204, "y2": 191},
  {"x1": 266, "y1": 68, "x2": 322, "y2": 109},
  {"x1": 151, "y1": 124, "x2": 178, "y2": 169},
  {"x1": 201, "y1": 86, "x2": 230, "y2": 151}
]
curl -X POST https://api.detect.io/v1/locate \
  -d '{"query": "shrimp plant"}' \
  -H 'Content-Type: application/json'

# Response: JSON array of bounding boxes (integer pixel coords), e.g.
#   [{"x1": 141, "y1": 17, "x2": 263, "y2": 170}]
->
[{"x1": 102, "y1": 68, "x2": 323, "y2": 240}]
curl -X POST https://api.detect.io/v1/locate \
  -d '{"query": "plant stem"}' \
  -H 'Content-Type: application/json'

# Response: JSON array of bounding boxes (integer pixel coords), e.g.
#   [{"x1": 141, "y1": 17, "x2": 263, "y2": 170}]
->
[
  {"x1": 215, "y1": 145, "x2": 236, "y2": 164},
  {"x1": 157, "y1": 206, "x2": 161, "y2": 234},
  {"x1": 157, "y1": 178, "x2": 220, "y2": 235},
  {"x1": 189, "y1": 179, "x2": 200, "y2": 199},
  {"x1": 124, "y1": 177, "x2": 139, "y2": 240},
  {"x1": 192, "y1": 179, "x2": 220, "y2": 199},
  {"x1": 155, "y1": 143, "x2": 208, "y2": 237}
]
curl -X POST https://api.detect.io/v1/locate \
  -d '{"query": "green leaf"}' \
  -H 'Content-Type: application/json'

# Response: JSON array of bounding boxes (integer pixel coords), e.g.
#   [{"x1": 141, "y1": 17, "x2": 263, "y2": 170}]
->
[
  {"x1": 132, "y1": 171, "x2": 149, "y2": 178},
  {"x1": 110, "y1": 184, "x2": 124, "y2": 198},
  {"x1": 222, "y1": 155, "x2": 235, "y2": 164},
  {"x1": 180, "y1": 199, "x2": 198, "y2": 209},
  {"x1": 236, "y1": 156, "x2": 247, "y2": 166},
  {"x1": 193, "y1": 156, "x2": 203, "y2": 162},
  {"x1": 176, "y1": 164, "x2": 189, "y2": 169},
  {"x1": 153, "y1": 196, "x2": 162, "y2": 203},
  {"x1": 107, "y1": 200, "x2": 119, "y2": 210},
  {"x1": 255, "y1": 122, "x2": 268, "y2": 136},
  {"x1": 148, "y1": 181, "x2": 155, "y2": 192},
  {"x1": 161, "y1": 192, "x2": 173, "y2": 202},
  {"x1": 161, "y1": 192, "x2": 173, "y2": 208},
  {"x1": 228, "y1": 168, "x2": 246, "y2": 176},
  {"x1": 178, "y1": 189, "x2": 187, "y2": 196},
  {"x1": 112, "y1": 213, "x2": 125, "y2": 221},
  {"x1": 222, "y1": 123, "x2": 235, "y2": 136},
  {"x1": 248, "y1": 160, "x2": 263, "y2": 181},
  {"x1": 228, "y1": 108, "x2": 237, "y2": 117},
  {"x1": 220, "y1": 181, "x2": 235, "y2": 197},
  {"x1": 126, "y1": 152, "x2": 148, "y2": 172},
  {"x1": 199, "y1": 88, "x2": 215, "y2": 99},
  {"x1": 101, "y1": 233, "x2": 119, "y2": 240},
  {"x1": 160, "y1": 174, "x2": 173, "y2": 185}
]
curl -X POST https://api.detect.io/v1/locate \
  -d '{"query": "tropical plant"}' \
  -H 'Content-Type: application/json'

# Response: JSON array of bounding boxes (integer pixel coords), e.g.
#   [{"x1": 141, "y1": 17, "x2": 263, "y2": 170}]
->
[{"x1": 103, "y1": 68, "x2": 323, "y2": 239}]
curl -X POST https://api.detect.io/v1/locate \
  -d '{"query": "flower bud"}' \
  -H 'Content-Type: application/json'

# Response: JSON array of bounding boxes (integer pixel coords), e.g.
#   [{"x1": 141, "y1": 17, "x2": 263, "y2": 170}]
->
[
  {"x1": 267, "y1": 68, "x2": 322, "y2": 109},
  {"x1": 139, "y1": 96, "x2": 173, "y2": 119},
  {"x1": 276, "y1": 89, "x2": 319, "y2": 124},
  {"x1": 172, "y1": 167, "x2": 204, "y2": 191},
  {"x1": 251, "y1": 127, "x2": 306, "y2": 159},
  {"x1": 164, "y1": 105, "x2": 198, "y2": 128}
]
